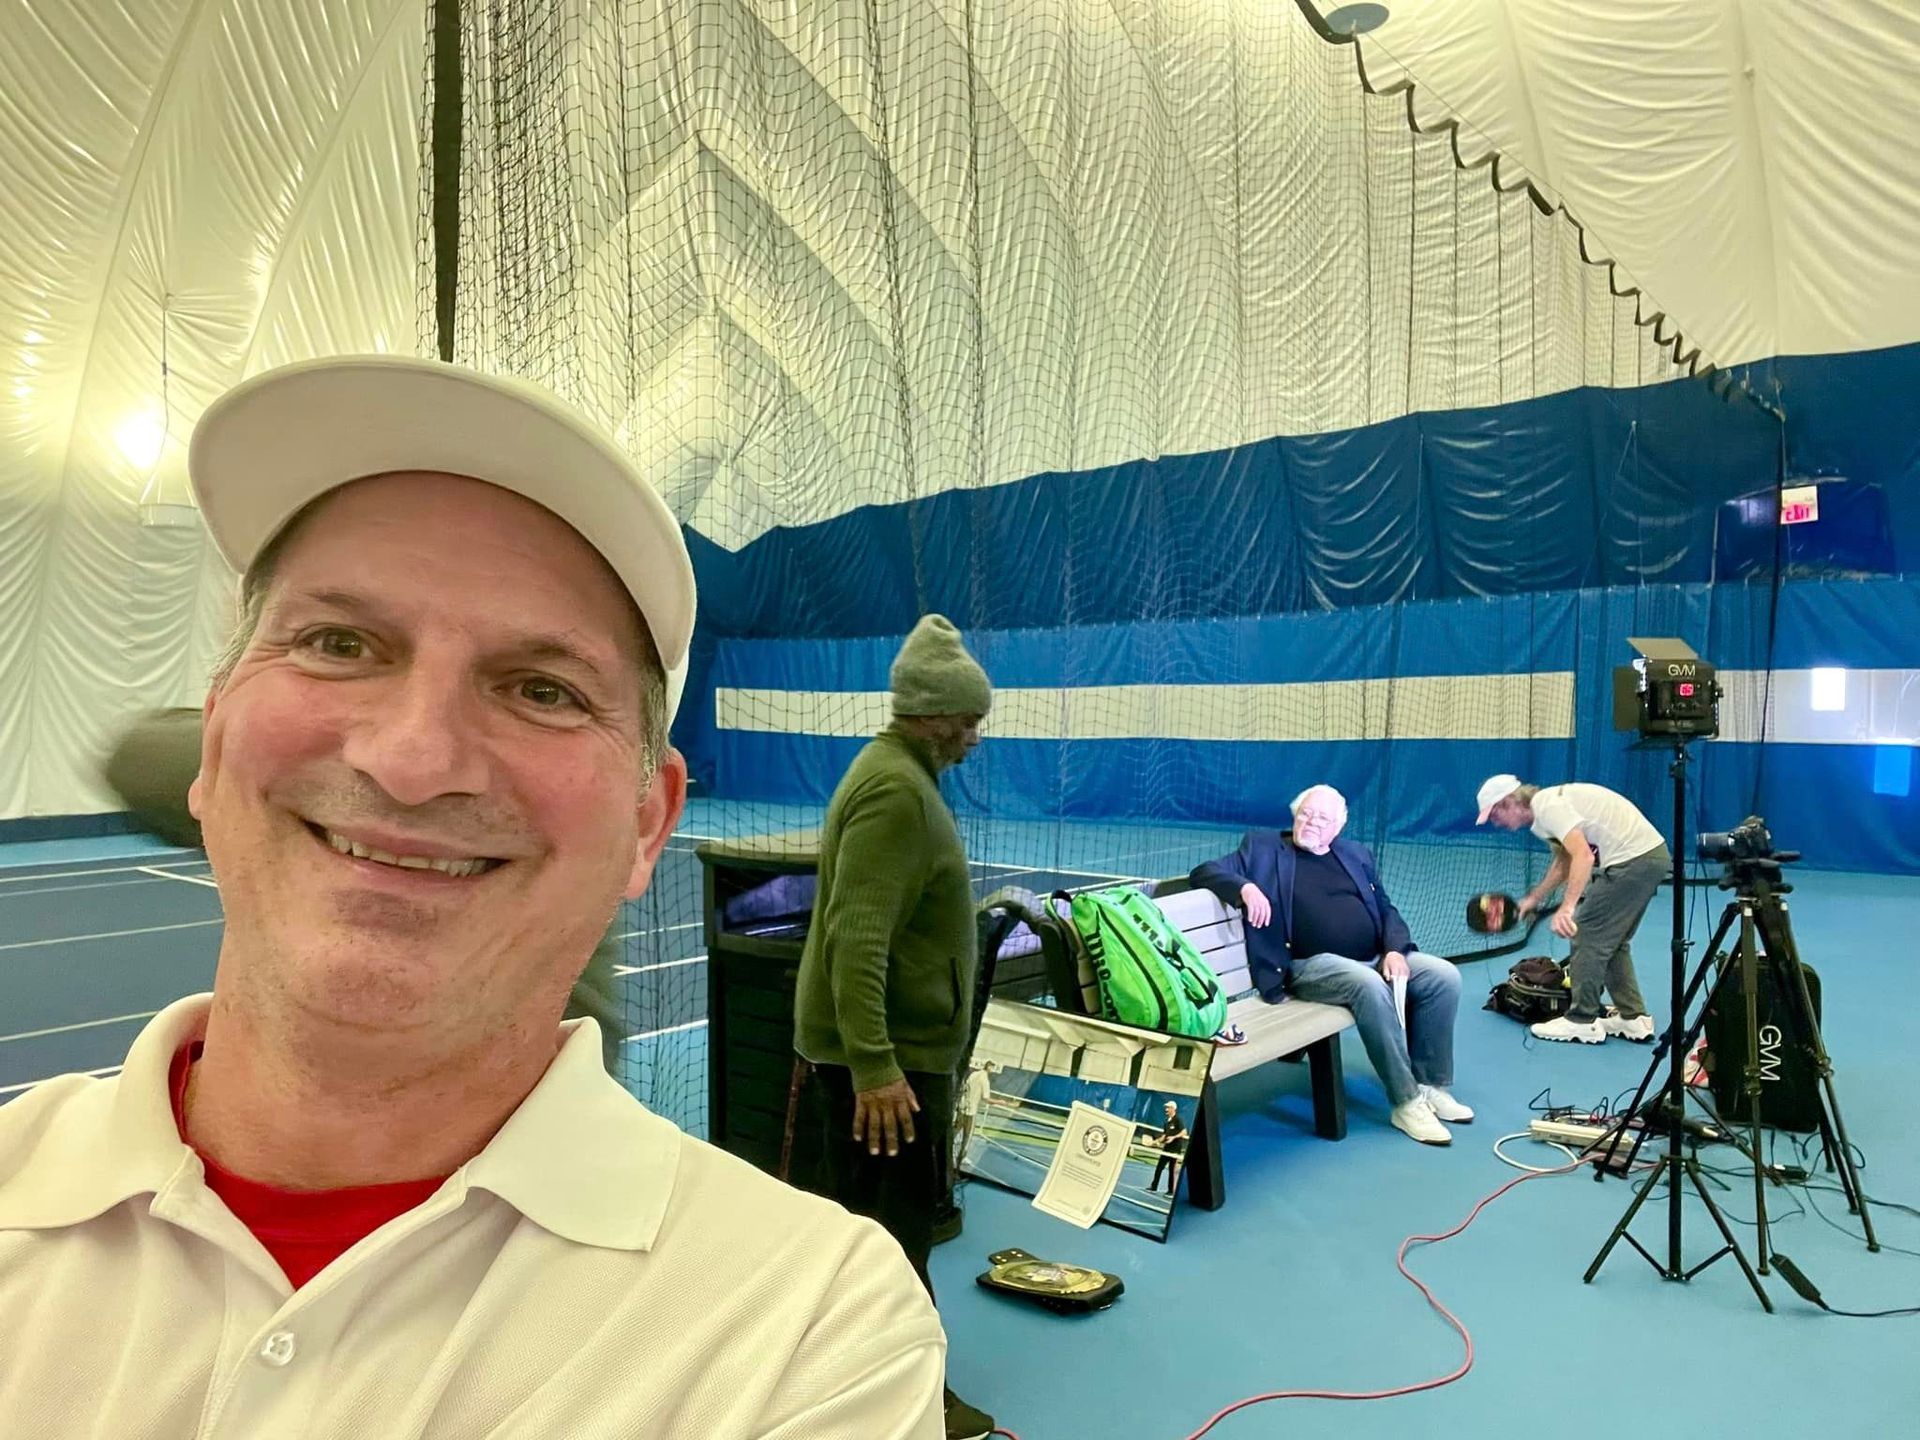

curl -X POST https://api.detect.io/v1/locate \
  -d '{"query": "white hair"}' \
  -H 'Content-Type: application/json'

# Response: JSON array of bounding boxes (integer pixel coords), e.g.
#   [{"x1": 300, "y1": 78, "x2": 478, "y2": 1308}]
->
[{"x1": 1290, "y1": 784, "x2": 1348, "y2": 820}]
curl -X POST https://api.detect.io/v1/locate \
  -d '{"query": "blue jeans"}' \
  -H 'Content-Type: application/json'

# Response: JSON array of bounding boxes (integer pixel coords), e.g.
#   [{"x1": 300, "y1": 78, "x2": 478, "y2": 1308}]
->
[{"x1": 1287, "y1": 951, "x2": 1460, "y2": 1108}]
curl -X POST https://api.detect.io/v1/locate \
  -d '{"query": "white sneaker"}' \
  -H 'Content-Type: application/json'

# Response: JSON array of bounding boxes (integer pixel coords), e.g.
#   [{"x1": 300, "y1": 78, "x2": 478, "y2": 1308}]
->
[
  {"x1": 1419, "y1": 1084, "x2": 1474, "y2": 1123},
  {"x1": 1391, "y1": 1097, "x2": 1452, "y2": 1146},
  {"x1": 1602, "y1": 1012, "x2": 1657, "y2": 1042},
  {"x1": 1532, "y1": 1015, "x2": 1606, "y2": 1044}
]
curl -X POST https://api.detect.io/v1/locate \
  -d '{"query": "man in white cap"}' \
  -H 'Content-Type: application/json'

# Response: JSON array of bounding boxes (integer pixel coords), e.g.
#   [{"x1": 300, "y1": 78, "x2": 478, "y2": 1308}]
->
[
  {"x1": 0, "y1": 357, "x2": 943, "y2": 1438},
  {"x1": 1476, "y1": 774, "x2": 1665, "y2": 1044},
  {"x1": 789, "y1": 614, "x2": 995, "y2": 1440}
]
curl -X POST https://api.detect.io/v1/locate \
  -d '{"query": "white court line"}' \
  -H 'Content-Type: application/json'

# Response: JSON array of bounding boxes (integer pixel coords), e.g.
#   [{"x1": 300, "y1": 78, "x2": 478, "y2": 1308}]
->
[
  {"x1": 0, "y1": 1066, "x2": 122, "y2": 1097},
  {"x1": 0, "y1": 856, "x2": 206, "y2": 886},
  {"x1": 0, "y1": 1010, "x2": 160, "y2": 1045},
  {"x1": 621, "y1": 1017, "x2": 708, "y2": 1044},
  {"x1": 974, "y1": 861, "x2": 1143, "y2": 883},
  {"x1": 0, "y1": 875, "x2": 175, "y2": 901},
  {"x1": 613, "y1": 921, "x2": 701, "y2": 940},
  {"x1": 0, "y1": 917, "x2": 225, "y2": 952},
  {"x1": 613, "y1": 954, "x2": 707, "y2": 977},
  {"x1": 139, "y1": 865, "x2": 220, "y2": 889}
]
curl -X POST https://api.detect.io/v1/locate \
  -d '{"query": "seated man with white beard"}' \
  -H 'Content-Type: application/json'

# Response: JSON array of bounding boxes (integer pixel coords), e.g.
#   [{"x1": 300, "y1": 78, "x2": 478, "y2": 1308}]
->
[{"x1": 1190, "y1": 786, "x2": 1471, "y2": 1146}]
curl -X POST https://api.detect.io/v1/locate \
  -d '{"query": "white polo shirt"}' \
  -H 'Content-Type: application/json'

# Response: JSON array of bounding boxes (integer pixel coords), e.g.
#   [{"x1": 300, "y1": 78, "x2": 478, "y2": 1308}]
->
[
  {"x1": 0, "y1": 997, "x2": 945, "y2": 1438},
  {"x1": 1529, "y1": 783, "x2": 1666, "y2": 869}
]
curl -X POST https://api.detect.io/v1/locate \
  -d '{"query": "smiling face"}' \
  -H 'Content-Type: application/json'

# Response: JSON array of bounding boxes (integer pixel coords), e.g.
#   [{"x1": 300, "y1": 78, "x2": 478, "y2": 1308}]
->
[{"x1": 188, "y1": 472, "x2": 684, "y2": 1048}]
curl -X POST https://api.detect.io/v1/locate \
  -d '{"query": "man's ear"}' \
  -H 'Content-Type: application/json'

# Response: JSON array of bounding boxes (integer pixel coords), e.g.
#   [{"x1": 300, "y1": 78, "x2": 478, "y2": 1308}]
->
[
  {"x1": 186, "y1": 688, "x2": 219, "y2": 821},
  {"x1": 623, "y1": 749, "x2": 688, "y2": 900}
]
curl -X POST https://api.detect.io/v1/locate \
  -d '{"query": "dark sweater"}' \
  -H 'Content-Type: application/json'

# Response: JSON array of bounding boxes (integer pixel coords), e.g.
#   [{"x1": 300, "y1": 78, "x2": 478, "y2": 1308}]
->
[
  {"x1": 1189, "y1": 831, "x2": 1413, "y2": 1000},
  {"x1": 1288, "y1": 847, "x2": 1382, "y2": 963},
  {"x1": 793, "y1": 725, "x2": 979, "y2": 1092}
]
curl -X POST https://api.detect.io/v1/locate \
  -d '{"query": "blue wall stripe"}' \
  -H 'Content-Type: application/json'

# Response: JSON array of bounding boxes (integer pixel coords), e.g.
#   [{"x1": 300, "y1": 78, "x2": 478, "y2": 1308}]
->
[{"x1": 707, "y1": 576, "x2": 1920, "y2": 874}]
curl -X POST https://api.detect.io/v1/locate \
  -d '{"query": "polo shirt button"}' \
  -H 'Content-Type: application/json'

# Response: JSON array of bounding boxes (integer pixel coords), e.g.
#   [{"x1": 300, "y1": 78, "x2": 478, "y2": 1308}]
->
[{"x1": 258, "y1": 1331, "x2": 298, "y2": 1367}]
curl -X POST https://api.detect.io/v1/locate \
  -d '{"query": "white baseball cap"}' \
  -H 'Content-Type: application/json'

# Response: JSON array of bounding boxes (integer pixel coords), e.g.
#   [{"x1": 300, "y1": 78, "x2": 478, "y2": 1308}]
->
[
  {"x1": 189, "y1": 356, "x2": 696, "y2": 720},
  {"x1": 1475, "y1": 774, "x2": 1523, "y2": 824}
]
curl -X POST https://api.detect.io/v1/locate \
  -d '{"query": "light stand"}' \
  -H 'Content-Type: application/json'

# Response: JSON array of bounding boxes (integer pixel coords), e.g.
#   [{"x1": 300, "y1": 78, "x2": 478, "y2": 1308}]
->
[{"x1": 1583, "y1": 735, "x2": 1772, "y2": 1311}]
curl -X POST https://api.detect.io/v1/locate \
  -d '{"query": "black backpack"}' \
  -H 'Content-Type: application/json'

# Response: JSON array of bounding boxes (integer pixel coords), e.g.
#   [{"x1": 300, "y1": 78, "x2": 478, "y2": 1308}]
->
[
  {"x1": 1702, "y1": 952, "x2": 1824, "y2": 1132},
  {"x1": 1485, "y1": 956, "x2": 1571, "y2": 1024}
]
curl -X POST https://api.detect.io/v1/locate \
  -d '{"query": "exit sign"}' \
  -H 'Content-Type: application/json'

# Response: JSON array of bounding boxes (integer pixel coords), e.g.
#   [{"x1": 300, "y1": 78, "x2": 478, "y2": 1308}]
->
[{"x1": 1780, "y1": 484, "x2": 1820, "y2": 525}]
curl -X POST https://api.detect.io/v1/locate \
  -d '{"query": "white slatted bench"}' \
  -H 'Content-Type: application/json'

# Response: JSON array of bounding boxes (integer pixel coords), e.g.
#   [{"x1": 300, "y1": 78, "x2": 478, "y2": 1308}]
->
[
  {"x1": 978, "y1": 880, "x2": 1357, "y2": 1211},
  {"x1": 1147, "y1": 884, "x2": 1355, "y2": 1209}
]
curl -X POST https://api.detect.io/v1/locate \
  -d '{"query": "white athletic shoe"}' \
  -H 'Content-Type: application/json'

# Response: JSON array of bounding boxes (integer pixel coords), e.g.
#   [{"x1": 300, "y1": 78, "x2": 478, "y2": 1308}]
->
[
  {"x1": 1531, "y1": 1015, "x2": 1606, "y2": 1045},
  {"x1": 1391, "y1": 1097, "x2": 1452, "y2": 1146},
  {"x1": 1602, "y1": 1012, "x2": 1657, "y2": 1042},
  {"x1": 1419, "y1": 1084, "x2": 1474, "y2": 1123}
]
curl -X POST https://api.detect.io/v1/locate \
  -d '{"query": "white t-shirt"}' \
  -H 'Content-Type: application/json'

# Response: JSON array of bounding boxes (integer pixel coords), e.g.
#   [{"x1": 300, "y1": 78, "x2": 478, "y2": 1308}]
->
[
  {"x1": 1530, "y1": 783, "x2": 1665, "y2": 868},
  {"x1": 962, "y1": 1067, "x2": 993, "y2": 1117},
  {"x1": 0, "y1": 997, "x2": 945, "y2": 1439}
]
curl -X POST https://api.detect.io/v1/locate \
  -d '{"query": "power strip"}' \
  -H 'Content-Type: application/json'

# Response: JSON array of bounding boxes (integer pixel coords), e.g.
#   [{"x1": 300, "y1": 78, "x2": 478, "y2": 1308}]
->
[{"x1": 1528, "y1": 1117, "x2": 1643, "y2": 1148}]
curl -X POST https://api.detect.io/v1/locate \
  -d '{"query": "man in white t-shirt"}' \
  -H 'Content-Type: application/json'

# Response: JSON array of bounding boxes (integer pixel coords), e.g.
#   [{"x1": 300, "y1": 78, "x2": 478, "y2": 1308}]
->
[
  {"x1": 1476, "y1": 775, "x2": 1669, "y2": 1045},
  {"x1": 955, "y1": 1060, "x2": 996, "y2": 1168}
]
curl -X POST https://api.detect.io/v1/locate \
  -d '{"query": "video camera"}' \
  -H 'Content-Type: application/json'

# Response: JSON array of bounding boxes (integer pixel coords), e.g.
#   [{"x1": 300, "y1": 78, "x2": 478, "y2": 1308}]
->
[
  {"x1": 1696, "y1": 814, "x2": 1800, "y2": 885},
  {"x1": 1697, "y1": 816, "x2": 1775, "y2": 864}
]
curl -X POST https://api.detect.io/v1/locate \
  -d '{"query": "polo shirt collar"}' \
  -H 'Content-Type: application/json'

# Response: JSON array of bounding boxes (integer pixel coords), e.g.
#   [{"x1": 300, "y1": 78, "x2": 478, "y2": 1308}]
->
[
  {"x1": 464, "y1": 1016, "x2": 681, "y2": 1251},
  {"x1": 0, "y1": 995, "x2": 208, "y2": 1229},
  {"x1": 0, "y1": 995, "x2": 680, "y2": 1253}
]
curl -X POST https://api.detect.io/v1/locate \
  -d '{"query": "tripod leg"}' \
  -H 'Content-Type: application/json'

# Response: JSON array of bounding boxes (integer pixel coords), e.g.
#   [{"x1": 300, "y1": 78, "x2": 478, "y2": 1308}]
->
[
  {"x1": 1735, "y1": 904, "x2": 1771, "y2": 1273},
  {"x1": 1764, "y1": 900, "x2": 1879, "y2": 1252},
  {"x1": 1586, "y1": 1156, "x2": 1671, "y2": 1283},
  {"x1": 1598, "y1": 903, "x2": 1739, "y2": 1174},
  {"x1": 1811, "y1": 1106, "x2": 1857, "y2": 1199},
  {"x1": 1681, "y1": 1156, "x2": 1775, "y2": 1312},
  {"x1": 1820, "y1": 1093, "x2": 1877, "y2": 1253}
]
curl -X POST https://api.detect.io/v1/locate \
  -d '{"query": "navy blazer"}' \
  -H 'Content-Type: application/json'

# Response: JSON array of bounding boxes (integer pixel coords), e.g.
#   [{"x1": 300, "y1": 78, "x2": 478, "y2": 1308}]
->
[{"x1": 1189, "y1": 830, "x2": 1415, "y2": 1002}]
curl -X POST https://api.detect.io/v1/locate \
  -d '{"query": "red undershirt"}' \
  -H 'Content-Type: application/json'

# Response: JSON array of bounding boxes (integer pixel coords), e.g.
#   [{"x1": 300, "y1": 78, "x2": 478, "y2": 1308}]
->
[{"x1": 168, "y1": 1043, "x2": 450, "y2": 1289}]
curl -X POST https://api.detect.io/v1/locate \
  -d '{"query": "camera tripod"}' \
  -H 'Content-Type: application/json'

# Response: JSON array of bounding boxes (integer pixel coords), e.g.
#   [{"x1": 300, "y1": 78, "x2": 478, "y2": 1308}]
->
[
  {"x1": 1585, "y1": 751, "x2": 1875, "y2": 1312},
  {"x1": 1591, "y1": 862, "x2": 1876, "y2": 1277}
]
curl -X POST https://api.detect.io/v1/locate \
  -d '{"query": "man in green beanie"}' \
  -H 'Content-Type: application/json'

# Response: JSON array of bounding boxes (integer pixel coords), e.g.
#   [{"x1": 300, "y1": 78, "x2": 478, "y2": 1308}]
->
[
  {"x1": 789, "y1": 613, "x2": 995, "y2": 1440},
  {"x1": 101, "y1": 708, "x2": 631, "y2": 1077}
]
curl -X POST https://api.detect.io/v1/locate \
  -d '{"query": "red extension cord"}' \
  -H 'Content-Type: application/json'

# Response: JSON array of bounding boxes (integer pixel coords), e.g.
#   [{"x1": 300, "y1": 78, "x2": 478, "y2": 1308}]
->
[{"x1": 986, "y1": 1150, "x2": 1597, "y2": 1440}]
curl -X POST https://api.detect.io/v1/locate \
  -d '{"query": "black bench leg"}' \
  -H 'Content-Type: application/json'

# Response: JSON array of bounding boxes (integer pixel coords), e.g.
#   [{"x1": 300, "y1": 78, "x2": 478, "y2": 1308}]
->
[
  {"x1": 1307, "y1": 1035, "x2": 1347, "y2": 1140},
  {"x1": 1184, "y1": 1078, "x2": 1226, "y2": 1211}
]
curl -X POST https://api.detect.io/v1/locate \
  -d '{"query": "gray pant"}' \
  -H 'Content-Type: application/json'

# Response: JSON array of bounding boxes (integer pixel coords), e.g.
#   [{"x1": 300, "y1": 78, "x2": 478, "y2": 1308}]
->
[
  {"x1": 1289, "y1": 951, "x2": 1460, "y2": 1108},
  {"x1": 1567, "y1": 847, "x2": 1668, "y2": 1021}
]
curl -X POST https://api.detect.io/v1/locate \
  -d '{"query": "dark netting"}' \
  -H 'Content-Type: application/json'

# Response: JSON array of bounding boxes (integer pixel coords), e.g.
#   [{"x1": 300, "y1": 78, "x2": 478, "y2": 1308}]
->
[{"x1": 421, "y1": 0, "x2": 1789, "y2": 1141}]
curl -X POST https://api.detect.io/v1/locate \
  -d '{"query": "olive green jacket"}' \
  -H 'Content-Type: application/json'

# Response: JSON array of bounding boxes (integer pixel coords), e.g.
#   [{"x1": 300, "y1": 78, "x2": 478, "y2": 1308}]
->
[{"x1": 793, "y1": 725, "x2": 978, "y2": 1092}]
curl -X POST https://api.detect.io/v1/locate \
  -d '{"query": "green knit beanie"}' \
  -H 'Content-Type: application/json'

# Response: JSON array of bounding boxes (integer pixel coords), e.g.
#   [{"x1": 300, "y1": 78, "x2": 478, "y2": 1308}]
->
[{"x1": 890, "y1": 614, "x2": 992, "y2": 717}]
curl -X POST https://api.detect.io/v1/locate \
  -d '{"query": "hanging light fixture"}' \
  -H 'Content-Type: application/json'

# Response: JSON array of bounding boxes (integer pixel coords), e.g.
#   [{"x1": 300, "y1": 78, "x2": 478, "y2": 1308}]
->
[
  {"x1": 135, "y1": 290, "x2": 198, "y2": 528},
  {"x1": 1324, "y1": 4, "x2": 1391, "y2": 37}
]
